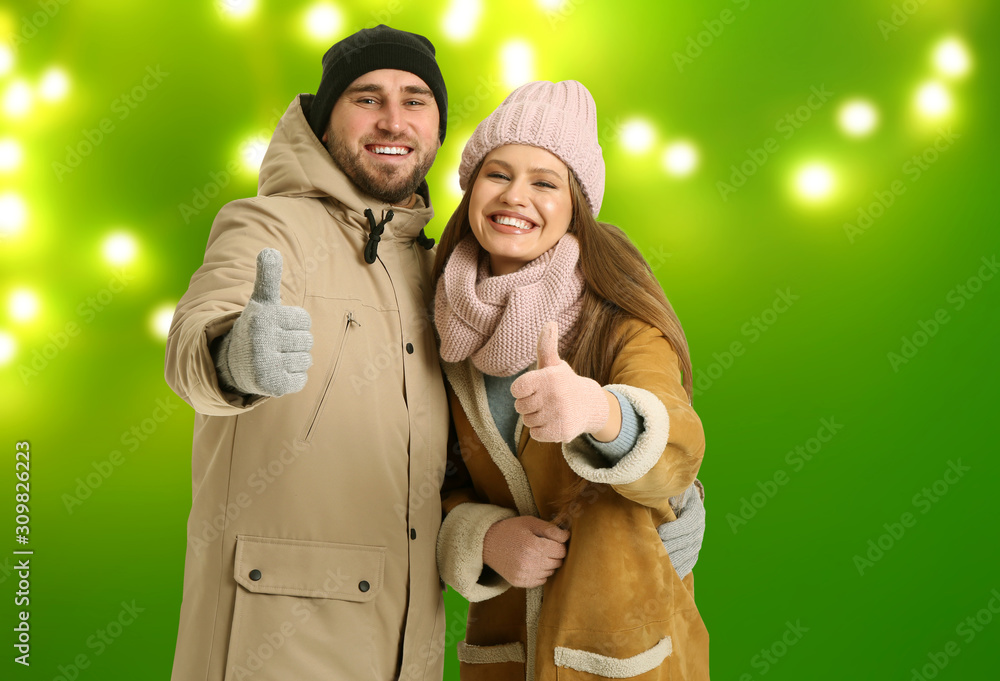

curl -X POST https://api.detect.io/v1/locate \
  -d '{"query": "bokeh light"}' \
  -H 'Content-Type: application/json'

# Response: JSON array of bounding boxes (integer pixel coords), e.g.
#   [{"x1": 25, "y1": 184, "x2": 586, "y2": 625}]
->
[
  {"x1": 9, "y1": 288, "x2": 40, "y2": 323},
  {"x1": 0, "y1": 192, "x2": 27, "y2": 237},
  {"x1": 794, "y1": 163, "x2": 835, "y2": 202},
  {"x1": 933, "y1": 37, "x2": 971, "y2": 78},
  {"x1": 916, "y1": 81, "x2": 952, "y2": 119},
  {"x1": 103, "y1": 231, "x2": 138, "y2": 265},
  {"x1": 240, "y1": 135, "x2": 269, "y2": 173},
  {"x1": 39, "y1": 67, "x2": 70, "y2": 102},
  {"x1": 150, "y1": 304, "x2": 177, "y2": 340},
  {"x1": 501, "y1": 40, "x2": 534, "y2": 89},
  {"x1": 442, "y1": 0, "x2": 482, "y2": 42},
  {"x1": 3, "y1": 80, "x2": 32, "y2": 118},
  {"x1": 0, "y1": 330, "x2": 15, "y2": 366},
  {"x1": 0, "y1": 44, "x2": 13, "y2": 77},
  {"x1": 0, "y1": 138, "x2": 22, "y2": 171},
  {"x1": 537, "y1": 0, "x2": 566, "y2": 10},
  {"x1": 304, "y1": 3, "x2": 343, "y2": 42},
  {"x1": 620, "y1": 119, "x2": 656, "y2": 154},
  {"x1": 218, "y1": 0, "x2": 256, "y2": 19},
  {"x1": 661, "y1": 141, "x2": 699, "y2": 176},
  {"x1": 838, "y1": 99, "x2": 879, "y2": 137}
]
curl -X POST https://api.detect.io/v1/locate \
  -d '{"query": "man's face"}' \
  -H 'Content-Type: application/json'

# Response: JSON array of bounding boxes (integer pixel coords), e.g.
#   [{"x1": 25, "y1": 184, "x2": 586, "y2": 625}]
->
[{"x1": 323, "y1": 69, "x2": 440, "y2": 205}]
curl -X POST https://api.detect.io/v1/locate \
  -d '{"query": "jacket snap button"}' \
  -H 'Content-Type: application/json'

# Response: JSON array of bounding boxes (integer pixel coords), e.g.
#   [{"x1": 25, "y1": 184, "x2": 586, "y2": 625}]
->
[
  {"x1": 359, "y1": 580, "x2": 370, "y2": 592},
  {"x1": 410, "y1": 528, "x2": 417, "y2": 540},
  {"x1": 249, "y1": 569, "x2": 262, "y2": 581},
  {"x1": 406, "y1": 343, "x2": 414, "y2": 354}
]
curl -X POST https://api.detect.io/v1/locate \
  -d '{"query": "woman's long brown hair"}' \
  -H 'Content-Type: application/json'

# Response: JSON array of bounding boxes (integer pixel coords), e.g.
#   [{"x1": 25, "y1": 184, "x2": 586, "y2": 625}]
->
[{"x1": 432, "y1": 157, "x2": 694, "y2": 529}]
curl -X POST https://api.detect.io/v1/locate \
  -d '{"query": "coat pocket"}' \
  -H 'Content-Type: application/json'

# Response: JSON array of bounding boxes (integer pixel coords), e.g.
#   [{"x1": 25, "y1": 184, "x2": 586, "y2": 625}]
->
[
  {"x1": 224, "y1": 535, "x2": 387, "y2": 681},
  {"x1": 299, "y1": 309, "x2": 358, "y2": 443},
  {"x1": 554, "y1": 636, "x2": 672, "y2": 679}
]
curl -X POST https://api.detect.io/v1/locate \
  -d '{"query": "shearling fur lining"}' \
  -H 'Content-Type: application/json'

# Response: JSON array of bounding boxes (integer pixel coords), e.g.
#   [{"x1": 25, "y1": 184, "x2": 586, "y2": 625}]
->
[
  {"x1": 456, "y1": 640, "x2": 526, "y2": 664},
  {"x1": 442, "y1": 359, "x2": 545, "y2": 680},
  {"x1": 561, "y1": 384, "x2": 670, "y2": 485},
  {"x1": 553, "y1": 636, "x2": 673, "y2": 678},
  {"x1": 441, "y1": 360, "x2": 539, "y2": 517},
  {"x1": 437, "y1": 502, "x2": 516, "y2": 603}
]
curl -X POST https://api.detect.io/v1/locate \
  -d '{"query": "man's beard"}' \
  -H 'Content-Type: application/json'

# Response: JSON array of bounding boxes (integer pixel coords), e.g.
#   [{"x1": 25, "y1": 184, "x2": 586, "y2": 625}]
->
[{"x1": 325, "y1": 132, "x2": 437, "y2": 205}]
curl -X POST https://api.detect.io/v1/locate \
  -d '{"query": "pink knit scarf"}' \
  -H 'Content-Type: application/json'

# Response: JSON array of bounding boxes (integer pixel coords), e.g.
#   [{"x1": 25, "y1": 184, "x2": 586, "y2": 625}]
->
[{"x1": 434, "y1": 233, "x2": 586, "y2": 376}]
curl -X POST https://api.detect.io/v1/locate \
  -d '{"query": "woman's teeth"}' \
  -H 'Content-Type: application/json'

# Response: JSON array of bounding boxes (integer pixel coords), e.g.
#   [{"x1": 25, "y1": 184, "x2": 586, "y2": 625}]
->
[
  {"x1": 493, "y1": 215, "x2": 535, "y2": 230},
  {"x1": 372, "y1": 146, "x2": 410, "y2": 155}
]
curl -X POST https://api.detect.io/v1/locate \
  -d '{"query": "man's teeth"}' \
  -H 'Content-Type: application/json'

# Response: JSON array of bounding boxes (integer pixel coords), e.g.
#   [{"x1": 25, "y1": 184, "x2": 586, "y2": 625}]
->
[
  {"x1": 493, "y1": 215, "x2": 535, "y2": 230},
  {"x1": 372, "y1": 146, "x2": 410, "y2": 155}
]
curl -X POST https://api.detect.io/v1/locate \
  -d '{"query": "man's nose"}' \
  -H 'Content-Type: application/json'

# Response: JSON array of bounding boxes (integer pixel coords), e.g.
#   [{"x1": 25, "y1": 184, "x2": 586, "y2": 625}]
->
[{"x1": 376, "y1": 103, "x2": 405, "y2": 134}]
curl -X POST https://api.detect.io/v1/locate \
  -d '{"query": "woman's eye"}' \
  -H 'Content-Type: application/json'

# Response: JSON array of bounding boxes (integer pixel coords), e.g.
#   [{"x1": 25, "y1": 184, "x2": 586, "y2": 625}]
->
[
  {"x1": 535, "y1": 182, "x2": 556, "y2": 189},
  {"x1": 487, "y1": 172, "x2": 510, "y2": 181}
]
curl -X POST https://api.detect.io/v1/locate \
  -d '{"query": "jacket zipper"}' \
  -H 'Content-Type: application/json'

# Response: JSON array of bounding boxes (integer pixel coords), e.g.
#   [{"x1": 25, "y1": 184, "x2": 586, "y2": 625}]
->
[{"x1": 302, "y1": 311, "x2": 358, "y2": 442}]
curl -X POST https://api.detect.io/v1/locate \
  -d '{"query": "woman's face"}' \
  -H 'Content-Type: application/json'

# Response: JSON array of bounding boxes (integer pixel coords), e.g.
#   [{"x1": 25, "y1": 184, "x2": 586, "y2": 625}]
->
[{"x1": 468, "y1": 144, "x2": 574, "y2": 276}]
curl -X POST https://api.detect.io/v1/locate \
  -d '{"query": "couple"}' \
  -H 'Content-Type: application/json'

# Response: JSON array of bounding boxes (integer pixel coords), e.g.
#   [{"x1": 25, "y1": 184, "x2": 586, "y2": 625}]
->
[{"x1": 165, "y1": 24, "x2": 708, "y2": 681}]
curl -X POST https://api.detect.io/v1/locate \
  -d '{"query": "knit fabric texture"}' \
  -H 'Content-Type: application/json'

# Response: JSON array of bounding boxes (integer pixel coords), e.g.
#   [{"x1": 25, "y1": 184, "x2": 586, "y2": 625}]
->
[
  {"x1": 485, "y1": 370, "x2": 643, "y2": 460},
  {"x1": 212, "y1": 249, "x2": 313, "y2": 397},
  {"x1": 658, "y1": 482, "x2": 707, "y2": 580},
  {"x1": 458, "y1": 80, "x2": 605, "y2": 215},
  {"x1": 434, "y1": 233, "x2": 585, "y2": 376},
  {"x1": 307, "y1": 24, "x2": 448, "y2": 143}
]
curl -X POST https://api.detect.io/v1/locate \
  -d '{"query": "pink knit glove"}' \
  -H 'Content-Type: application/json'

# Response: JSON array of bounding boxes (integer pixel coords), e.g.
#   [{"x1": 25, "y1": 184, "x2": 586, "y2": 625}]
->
[
  {"x1": 482, "y1": 516, "x2": 570, "y2": 589},
  {"x1": 511, "y1": 321, "x2": 610, "y2": 443}
]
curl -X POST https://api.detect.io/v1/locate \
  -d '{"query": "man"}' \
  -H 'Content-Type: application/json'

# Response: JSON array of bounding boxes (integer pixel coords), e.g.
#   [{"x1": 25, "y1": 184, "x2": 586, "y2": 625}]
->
[{"x1": 165, "y1": 25, "x2": 451, "y2": 681}]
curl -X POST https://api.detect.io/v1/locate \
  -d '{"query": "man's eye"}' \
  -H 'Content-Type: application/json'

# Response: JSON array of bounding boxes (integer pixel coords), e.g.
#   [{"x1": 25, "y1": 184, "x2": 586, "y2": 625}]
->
[
  {"x1": 358, "y1": 97, "x2": 377, "y2": 105},
  {"x1": 405, "y1": 100, "x2": 426, "y2": 106}
]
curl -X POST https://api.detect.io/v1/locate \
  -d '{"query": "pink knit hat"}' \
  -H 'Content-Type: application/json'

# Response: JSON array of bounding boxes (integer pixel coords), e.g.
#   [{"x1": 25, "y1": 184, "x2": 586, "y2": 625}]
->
[{"x1": 458, "y1": 80, "x2": 605, "y2": 215}]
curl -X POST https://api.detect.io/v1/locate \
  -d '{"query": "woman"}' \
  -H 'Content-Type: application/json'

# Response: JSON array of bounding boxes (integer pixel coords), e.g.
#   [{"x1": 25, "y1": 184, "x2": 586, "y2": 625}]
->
[{"x1": 433, "y1": 80, "x2": 709, "y2": 680}]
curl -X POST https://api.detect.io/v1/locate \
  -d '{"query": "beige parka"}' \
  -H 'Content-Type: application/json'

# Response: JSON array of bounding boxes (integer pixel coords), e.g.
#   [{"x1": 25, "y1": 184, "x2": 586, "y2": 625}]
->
[
  {"x1": 437, "y1": 317, "x2": 710, "y2": 681},
  {"x1": 165, "y1": 94, "x2": 450, "y2": 681}
]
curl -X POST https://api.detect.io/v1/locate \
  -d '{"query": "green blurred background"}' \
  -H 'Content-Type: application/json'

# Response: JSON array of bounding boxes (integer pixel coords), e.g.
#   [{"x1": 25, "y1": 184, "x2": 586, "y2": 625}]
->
[{"x1": 2, "y1": 0, "x2": 998, "y2": 679}]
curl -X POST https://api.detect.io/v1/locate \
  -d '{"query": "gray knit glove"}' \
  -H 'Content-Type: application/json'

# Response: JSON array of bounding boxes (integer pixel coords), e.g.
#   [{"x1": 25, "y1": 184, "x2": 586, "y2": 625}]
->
[
  {"x1": 658, "y1": 479, "x2": 706, "y2": 580},
  {"x1": 211, "y1": 248, "x2": 313, "y2": 397}
]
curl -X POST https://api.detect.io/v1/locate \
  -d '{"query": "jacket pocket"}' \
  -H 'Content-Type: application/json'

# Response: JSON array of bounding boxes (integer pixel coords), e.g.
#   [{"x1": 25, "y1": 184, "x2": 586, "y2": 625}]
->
[
  {"x1": 457, "y1": 640, "x2": 525, "y2": 665},
  {"x1": 299, "y1": 309, "x2": 358, "y2": 443},
  {"x1": 554, "y1": 636, "x2": 672, "y2": 679},
  {"x1": 224, "y1": 535, "x2": 387, "y2": 681}
]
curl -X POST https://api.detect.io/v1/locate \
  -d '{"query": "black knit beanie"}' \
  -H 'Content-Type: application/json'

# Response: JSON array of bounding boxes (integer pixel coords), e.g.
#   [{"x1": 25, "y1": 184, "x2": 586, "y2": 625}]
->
[{"x1": 308, "y1": 24, "x2": 448, "y2": 143}]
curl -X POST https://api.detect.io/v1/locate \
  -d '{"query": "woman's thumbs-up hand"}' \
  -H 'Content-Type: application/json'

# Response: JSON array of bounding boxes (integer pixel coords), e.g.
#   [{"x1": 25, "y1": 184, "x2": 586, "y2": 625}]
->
[{"x1": 510, "y1": 321, "x2": 610, "y2": 443}]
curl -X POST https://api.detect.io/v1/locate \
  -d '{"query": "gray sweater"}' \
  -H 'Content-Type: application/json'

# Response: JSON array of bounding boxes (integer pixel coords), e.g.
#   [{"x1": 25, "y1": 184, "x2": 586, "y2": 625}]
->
[{"x1": 483, "y1": 368, "x2": 643, "y2": 462}]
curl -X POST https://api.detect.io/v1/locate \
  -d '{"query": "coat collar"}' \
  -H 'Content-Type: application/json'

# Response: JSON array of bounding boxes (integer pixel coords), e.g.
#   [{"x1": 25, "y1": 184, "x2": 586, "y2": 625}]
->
[
  {"x1": 441, "y1": 359, "x2": 539, "y2": 518},
  {"x1": 257, "y1": 94, "x2": 435, "y2": 246}
]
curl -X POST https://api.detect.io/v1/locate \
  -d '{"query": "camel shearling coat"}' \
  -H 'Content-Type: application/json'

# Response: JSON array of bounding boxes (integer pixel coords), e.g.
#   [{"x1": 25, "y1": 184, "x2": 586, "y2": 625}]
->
[
  {"x1": 437, "y1": 318, "x2": 710, "y2": 681},
  {"x1": 165, "y1": 95, "x2": 450, "y2": 681}
]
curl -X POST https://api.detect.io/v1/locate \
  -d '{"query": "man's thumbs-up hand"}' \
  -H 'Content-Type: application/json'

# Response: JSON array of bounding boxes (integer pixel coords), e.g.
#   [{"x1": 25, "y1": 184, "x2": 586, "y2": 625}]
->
[
  {"x1": 510, "y1": 321, "x2": 609, "y2": 443},
  {"x1": 213, "y1": 248, "x2": 314, "y2": 397}
]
